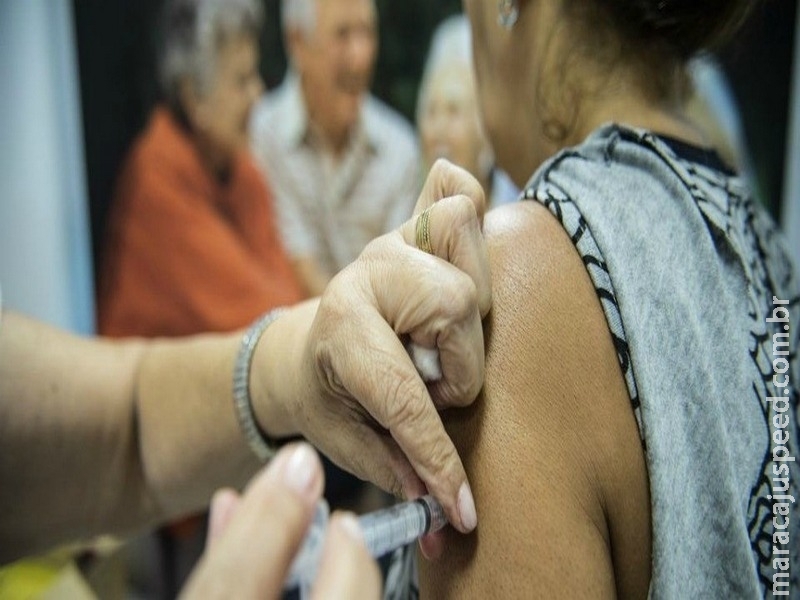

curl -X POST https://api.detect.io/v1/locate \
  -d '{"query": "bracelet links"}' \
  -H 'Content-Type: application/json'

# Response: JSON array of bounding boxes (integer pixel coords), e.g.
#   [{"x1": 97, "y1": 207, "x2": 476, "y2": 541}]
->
[{"x1": 233, "y1": 307, "x2": 287, "y2": 462}]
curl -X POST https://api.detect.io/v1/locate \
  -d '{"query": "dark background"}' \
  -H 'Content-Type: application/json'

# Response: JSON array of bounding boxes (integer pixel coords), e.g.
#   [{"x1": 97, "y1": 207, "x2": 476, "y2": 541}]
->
[{"x1": 74, "y1": 0, "x2": 798, "y2": 283}]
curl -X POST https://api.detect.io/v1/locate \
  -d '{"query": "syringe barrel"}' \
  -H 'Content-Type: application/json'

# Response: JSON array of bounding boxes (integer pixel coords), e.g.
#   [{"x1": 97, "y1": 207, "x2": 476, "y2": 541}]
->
[
  {"x1": 284, "y1": 496, "x2": 448, "y2": 591},
  {"x1": 358, "y1": 495, "x2": 447, "y2": 558},
  {"x1": 285, "y1": 500, "x2": 329, "y2": 590}
]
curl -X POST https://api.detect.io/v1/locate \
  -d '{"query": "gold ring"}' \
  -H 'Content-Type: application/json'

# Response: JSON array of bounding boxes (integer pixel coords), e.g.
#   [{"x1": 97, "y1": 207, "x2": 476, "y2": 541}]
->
[{"x1": 415, "y1": 206, "x2": 434, "y2": 255}]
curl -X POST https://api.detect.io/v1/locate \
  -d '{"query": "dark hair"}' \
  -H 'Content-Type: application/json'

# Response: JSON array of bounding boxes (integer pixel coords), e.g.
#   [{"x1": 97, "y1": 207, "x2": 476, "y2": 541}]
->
[
  {"x1": 595, "y1": 0, "x2": 756, "y2": 60},
  {"x1": 539, "y1": 0, "x2": 757, "y2": 144},
  {"x1": 556, "y1": 0, "x2": 757, "y2": 105}
]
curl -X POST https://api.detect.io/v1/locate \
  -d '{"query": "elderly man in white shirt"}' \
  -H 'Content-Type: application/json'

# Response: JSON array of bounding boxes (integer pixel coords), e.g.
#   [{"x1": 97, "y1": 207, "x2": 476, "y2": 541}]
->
[{"x1": 251, "y1": 0, "x2": 419, "y2": 298}]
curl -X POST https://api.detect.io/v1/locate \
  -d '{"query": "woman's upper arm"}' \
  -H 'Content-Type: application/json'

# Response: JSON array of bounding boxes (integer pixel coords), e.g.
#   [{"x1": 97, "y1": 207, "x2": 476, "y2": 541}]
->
[{"x1": 419, "y1": 201, "x2": 651, "y2": 598}]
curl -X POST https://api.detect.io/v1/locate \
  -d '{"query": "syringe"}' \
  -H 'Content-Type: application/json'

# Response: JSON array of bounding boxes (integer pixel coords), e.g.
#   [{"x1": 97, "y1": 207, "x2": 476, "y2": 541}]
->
[{"x1": 284, "y1": 495, "x2": 447, "y2": 591}]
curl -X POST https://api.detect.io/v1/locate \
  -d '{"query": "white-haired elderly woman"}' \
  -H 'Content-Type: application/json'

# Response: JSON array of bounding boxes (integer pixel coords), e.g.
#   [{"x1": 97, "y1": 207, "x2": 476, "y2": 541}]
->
[
  {"x1": 96, "y1": 0, "x2": 305, "y2": 593},
  {"x1": 416, "y1": 14, "x2": 517, "y2": 208},
  {"x1": 98, "y1": 0, "x2": 304, "y2": 340}
]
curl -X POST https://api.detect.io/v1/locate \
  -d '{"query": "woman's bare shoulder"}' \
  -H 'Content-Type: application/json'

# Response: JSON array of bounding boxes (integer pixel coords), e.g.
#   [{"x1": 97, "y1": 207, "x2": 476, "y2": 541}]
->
[{"x1": 419, "y1": 200, "x2": 651, "y2": 598}]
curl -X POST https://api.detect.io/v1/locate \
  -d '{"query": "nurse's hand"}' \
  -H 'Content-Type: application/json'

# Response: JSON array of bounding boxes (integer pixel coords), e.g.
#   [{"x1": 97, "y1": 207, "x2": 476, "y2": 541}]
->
[
  {"x1": 180, "y1": 443, "x2": 380, "y2": 599},
  {"x1": 258, "y1": 160, "x2": 490, "y2": 539}
]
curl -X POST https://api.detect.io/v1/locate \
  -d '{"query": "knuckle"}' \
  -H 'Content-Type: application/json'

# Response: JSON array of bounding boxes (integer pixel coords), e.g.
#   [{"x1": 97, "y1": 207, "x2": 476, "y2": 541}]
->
[
  {"x1": 316, "y1": 288, "x2": 348, "y2": 329},
  {"x1": 452, "y1": 192, "x2": 481, "y2": 223},
  {"x1": 455, "y1": 193, "x2": 483, "y2": 224},
  {"x1": 430, "y1": 157, "x2": 453, "y2": 179},
  {"x1": 436, "y1": 339, "x2": 485, "y2": 407},
  {"x1": 453, "y1": 374, "x2": 482, "y2": 406},
  {"x1": 440, "y1": 274, "x2": 478, "y2": 321},
  {"x1": 349, "y1": 236, "x2": 404, "y2": 293},
  {"x1": 436, "y1": 378, "x2": 473, "y2": 408},
  {"x1": 357, "y1": 235, "x2": 385, "y2": 263}
]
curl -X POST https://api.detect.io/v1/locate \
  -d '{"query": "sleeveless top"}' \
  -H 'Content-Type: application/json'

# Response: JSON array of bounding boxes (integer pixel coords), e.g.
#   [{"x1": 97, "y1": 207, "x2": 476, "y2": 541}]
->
[{"x1": 384, "y1": 124, "x2": 800, "y2": 599}]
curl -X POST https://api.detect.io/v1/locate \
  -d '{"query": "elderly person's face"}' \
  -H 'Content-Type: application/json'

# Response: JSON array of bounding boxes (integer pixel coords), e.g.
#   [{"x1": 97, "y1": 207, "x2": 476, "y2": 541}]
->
[
  {"x1": 419, "y1": 65, "x2": 488, "y2": 183},
  {"x1": 291, "y1": 0, "x2": 377, "y2": 145},
  {"x1": 185, "y1": 33, "x2": 264, "y2": 161}
]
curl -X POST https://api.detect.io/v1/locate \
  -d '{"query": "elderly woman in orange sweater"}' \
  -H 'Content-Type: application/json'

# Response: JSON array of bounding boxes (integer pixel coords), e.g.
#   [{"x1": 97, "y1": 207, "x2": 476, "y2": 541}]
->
[{"x1": 98, "y1": 0, "x2": 303, "y2": 337}]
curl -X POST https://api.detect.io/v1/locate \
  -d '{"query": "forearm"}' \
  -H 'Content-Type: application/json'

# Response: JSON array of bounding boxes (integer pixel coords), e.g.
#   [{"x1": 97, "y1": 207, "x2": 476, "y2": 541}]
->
[
  {"x1": 132, "y1": 332, "x2": 260, "y2": 522},
  {"x1": 0, "y1": 309, "x2": 310, "y2": 563},
  {"x1": 0, "y1": 312, "x2": 151, "y2": 561},
  {"x1": 133, "y1": 301, "x2": 323, "y2": 528}
]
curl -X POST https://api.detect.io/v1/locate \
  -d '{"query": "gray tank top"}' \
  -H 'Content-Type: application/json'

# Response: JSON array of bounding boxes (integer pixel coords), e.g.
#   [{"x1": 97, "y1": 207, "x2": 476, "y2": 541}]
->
[
  {"x1": 526, "y1": 124, "x2": 799, "y2": 598},
  {"x1": 385, "y1": 125, "x2": 799, "y2": 599}
]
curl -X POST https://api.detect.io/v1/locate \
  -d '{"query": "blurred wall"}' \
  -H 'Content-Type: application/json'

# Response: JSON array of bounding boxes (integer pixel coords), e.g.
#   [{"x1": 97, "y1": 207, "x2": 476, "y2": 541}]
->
[{"x1": 0, "y1": 1, "x2": 94, "y2": 333}]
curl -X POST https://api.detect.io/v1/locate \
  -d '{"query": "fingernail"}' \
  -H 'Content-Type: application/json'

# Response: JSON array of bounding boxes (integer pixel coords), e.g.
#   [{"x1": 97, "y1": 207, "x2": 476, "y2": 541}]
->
[
  {"x1": 335, "y1": 513, "x2": 364, "y2": 544},
  {"x1": 458, "y1": 482, "x2": 477, "y2": 531},
  {"x1": 283, "y1": 443, "x2": 317, "y2": 497}
]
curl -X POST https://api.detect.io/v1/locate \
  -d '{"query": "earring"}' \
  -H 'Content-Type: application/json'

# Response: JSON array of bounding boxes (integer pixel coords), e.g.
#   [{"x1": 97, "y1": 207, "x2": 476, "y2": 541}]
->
[{"x1": 497, "y1": 0, "x2": 519, "y2": 29}]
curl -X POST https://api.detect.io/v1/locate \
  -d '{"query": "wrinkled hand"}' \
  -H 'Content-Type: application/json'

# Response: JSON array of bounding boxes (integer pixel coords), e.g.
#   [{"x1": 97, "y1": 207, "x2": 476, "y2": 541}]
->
[
  {"x1": 296, "y1": 160, "x2": 491, "y2": 539},
  {"x1": 180, "y1": 444, "x2": 380, "y2": 600}
]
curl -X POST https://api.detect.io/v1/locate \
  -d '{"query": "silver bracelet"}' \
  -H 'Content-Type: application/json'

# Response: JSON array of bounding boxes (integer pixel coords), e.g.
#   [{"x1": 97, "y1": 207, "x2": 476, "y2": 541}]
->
[{"x1": 233, "y1": 308, "x2": 287, "y2": 462}]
